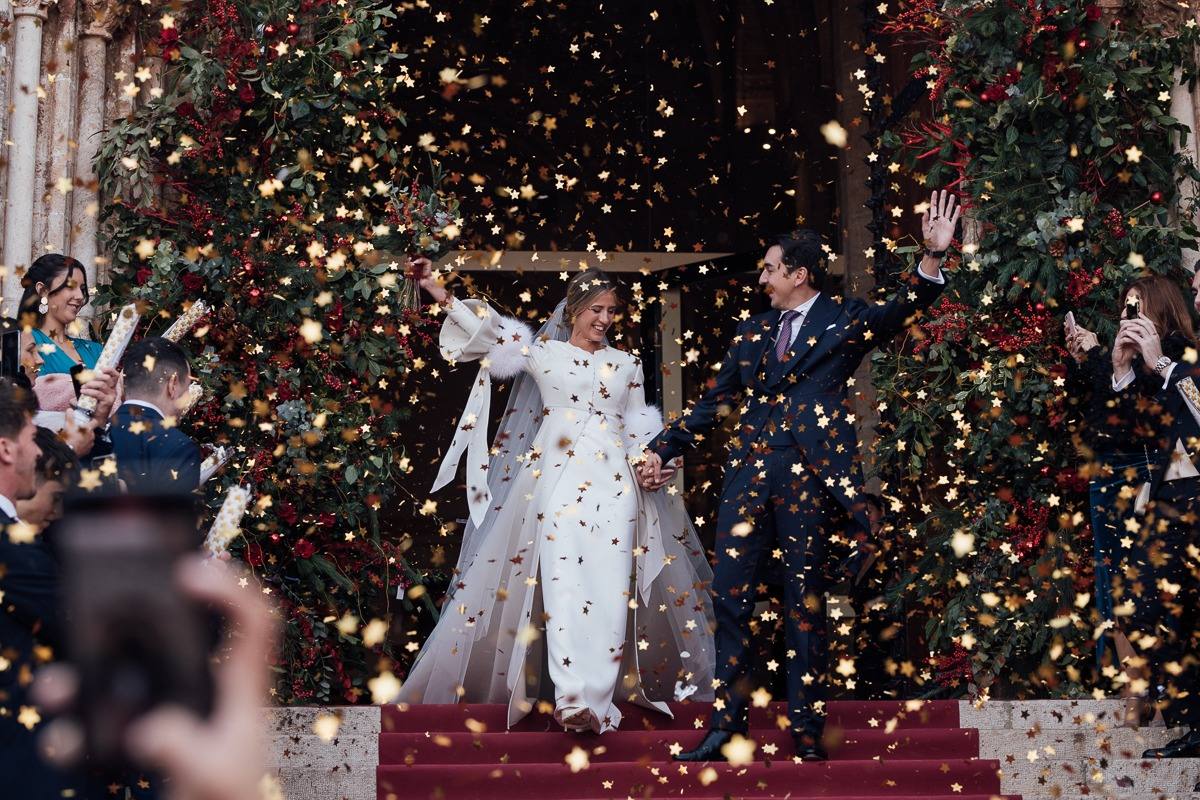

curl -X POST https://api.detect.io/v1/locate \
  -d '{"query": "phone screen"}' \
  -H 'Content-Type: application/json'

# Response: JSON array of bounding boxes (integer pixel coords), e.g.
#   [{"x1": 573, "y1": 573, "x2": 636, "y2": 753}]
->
[
  {"x1": 1125, "y1": 299, "x2": 1141, "y2": 320},
  {"x1": 56, "y1": 494, "x2": 213, "y2": 768}
]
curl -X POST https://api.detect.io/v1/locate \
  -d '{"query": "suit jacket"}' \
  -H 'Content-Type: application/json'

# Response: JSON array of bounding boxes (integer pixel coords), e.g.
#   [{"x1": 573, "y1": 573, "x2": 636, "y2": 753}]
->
[
  {"x1": 650, "y1": 273, "x2": 946, "y2": 538},
  {"x1": 1142, "y1": 360, "x2": 1200, "y2": 499},
  {"x1": 0, "y1": 508, "x2": 79, "y2": 796},
  {"x1": 111, "y1": 403, "x2": 201, "y2": 495}
]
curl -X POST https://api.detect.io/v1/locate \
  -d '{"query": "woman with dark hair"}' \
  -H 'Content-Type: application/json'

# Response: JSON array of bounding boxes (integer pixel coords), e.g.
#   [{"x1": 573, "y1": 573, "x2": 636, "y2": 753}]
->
[
  {"x1": 1065, "y1": 272, "x2": 1198, "y2": 727},
  {"x1": 18, "y1": 254, "x2": 102, "y2": 374},
  {"x1": 398, "y1": 259, "x2": 715, "y2": 734}
]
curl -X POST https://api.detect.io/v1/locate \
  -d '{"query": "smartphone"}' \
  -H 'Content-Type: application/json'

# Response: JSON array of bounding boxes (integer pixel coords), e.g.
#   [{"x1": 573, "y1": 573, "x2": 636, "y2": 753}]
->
[
  {"x1": 1065, "y1": 311, "x2": 1077, "y2": 336},
  {"x1": 69, "y1": 363, "x2": 85, "y2": 399},
  {"x1": 55, "y1": 493, "x2": 213, "y2": 769},
  {"x1": 1125, "y1": 296, "x2": 1141, "y2": 320},
  {"x1": 0, "y1": 329, "x2": 20, "y2": 381}
]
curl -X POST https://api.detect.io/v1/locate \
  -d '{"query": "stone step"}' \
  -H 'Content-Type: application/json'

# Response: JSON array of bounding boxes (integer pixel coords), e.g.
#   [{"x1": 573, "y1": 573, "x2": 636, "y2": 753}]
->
[
  {"x1": 271, "y1": 765, "x2": 374, "y2": 800},
  {"x1": 268, "y1": 733, "x2": 379, "y2": 770},
  {"x1": 263, "y1": 705, "x2": 380, "y2": 738},
  {"x1": 960, "y1": 699, "x2": 1148, "y2": 731},
  {"x1": 978, "y1": 727, "x2": 1185, "y2": 762},
  {"x1": 1000, "y1": 758, "x2": 1200, "y2": 797}
]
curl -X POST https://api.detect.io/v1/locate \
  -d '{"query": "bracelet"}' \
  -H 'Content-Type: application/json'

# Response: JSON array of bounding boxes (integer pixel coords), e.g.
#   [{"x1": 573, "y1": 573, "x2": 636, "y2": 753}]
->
[
  {"x1": 926, "y1": 249, "x2": 947, "y2": 259},
  {"x1": 1153, "y1": 355, "x2": 1174, "y2": 376}
]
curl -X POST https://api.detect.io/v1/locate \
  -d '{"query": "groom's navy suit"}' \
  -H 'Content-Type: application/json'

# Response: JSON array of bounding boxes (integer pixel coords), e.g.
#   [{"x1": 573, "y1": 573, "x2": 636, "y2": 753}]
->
[{"x1": 649, "y1": 270, "x2": 945, "y2": 742}]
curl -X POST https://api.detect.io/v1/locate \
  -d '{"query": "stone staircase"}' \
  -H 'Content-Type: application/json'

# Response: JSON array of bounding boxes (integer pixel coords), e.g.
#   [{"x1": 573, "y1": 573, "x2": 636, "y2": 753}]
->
[{"x1": 263, "y1": 700, "x2": 1197, "y2": 800}]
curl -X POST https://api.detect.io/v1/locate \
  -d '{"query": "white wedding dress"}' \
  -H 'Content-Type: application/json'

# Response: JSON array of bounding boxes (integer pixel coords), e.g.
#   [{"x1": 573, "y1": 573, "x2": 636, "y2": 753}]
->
[{"x1": 398, "y1": 297, "x2": 715, "y2": 733}]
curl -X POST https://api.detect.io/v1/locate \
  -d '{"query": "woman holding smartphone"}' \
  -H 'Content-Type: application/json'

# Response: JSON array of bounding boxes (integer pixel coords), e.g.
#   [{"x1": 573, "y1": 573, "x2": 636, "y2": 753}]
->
[{"x1": 1065, "y1": 274, "x2": 1197, "y2": 727}]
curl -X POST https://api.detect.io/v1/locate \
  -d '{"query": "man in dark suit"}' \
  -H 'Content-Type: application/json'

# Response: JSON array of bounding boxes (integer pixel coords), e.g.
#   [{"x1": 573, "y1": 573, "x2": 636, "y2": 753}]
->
[
  {"x1": 111, "y1": 337, "x2": 200, "y2": 494},
  {"x1": 641, "y1": 190, "x2": 960, "y2": 762},
  {"x1": 0, "y1": 378, "x2": 77, "y2": 796}
]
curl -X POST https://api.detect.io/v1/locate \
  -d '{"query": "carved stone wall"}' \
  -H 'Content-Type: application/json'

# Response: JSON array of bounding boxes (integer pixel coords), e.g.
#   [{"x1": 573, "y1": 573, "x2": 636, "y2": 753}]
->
[{"x1": 0, "y1": 0, "x2": 143, "y2": 314}]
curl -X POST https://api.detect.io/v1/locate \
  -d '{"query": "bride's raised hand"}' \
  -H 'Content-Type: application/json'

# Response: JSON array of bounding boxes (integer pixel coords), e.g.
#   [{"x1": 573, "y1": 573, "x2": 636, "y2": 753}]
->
[{"x1": 409, "y1": 255, "x2": 448, "y2": 304}]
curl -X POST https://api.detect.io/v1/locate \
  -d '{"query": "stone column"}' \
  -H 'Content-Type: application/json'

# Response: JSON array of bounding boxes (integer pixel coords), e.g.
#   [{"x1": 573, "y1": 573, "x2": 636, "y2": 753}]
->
[
  {"x1": 70, "y1": 0, "x2": 119, "y2": 293},
  {"x1": 3, "y1": 0, "x2": 50, "y2": 314},
  {"x1": 37, "y1": 0, "x2": 79, "y2": 255}
]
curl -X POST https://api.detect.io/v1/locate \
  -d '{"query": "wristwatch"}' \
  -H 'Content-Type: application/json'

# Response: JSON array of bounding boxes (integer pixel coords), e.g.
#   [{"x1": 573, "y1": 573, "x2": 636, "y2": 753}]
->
[
  {"x1": 926, "y1": 248, "x2": 947, "y2": 259},
  {"x1": 1153, "y1": 355, "x2": 1174, "y2": 375}
]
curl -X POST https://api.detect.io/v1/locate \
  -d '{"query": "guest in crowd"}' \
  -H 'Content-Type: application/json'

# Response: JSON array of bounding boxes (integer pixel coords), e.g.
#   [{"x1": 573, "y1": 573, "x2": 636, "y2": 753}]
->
[
  {"x1": 1, "y1": 318, "x2": 119, "y2": 459},
  {"x1": 1109, "y1": 268, "x2": 1200, "y2": 760},
  {"x1": 1063, "y1": 274, "x2": 1196, "y2": 726},
  {"x1": 111, "y1": 337, "x2": 200, "y2": 494},
  {"x1": 18, "y1": 254, "x2": 102, "y2": 375},
  {"x1": 0, "y1": 378, "x2": 72, "y2": 796},
  {"x1": 17, "y1": 427, "x2": 80, "y2": 531}
]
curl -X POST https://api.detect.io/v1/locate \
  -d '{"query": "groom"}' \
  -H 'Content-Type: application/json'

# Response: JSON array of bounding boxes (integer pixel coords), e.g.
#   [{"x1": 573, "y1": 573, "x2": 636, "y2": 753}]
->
[{"x1": 640, "y1": 190, "x2": 960, "y2": 762}]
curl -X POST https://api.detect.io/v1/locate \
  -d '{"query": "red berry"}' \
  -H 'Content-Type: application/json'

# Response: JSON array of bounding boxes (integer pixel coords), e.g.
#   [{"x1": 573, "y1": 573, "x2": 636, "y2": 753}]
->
[
  {"x1": 287, "y1": 22, "x2": 300, "y2": 35},
  {"x1": 1151, "y1": 190, "x2": 1164, "y2": 203},
  {"x1": 265, "y1": 23, "x2": 276, "y2": 35}
]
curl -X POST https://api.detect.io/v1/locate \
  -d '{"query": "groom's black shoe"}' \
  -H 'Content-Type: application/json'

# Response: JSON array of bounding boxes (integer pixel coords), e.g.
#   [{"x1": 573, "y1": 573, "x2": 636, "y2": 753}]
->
[
  {"x1": 674, "y1": 729, "x2": 734, "y2": 762},
  {"x1": 1142, "y1": 729, "x2": 1200, "y2": 759},
  {"x1": 793, "y1": 733, "x2": 828, "y2": 762}
]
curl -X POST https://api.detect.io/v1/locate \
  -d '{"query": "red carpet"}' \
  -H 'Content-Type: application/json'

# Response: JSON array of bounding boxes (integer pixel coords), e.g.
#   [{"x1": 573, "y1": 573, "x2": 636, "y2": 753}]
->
[{"x1": 377, "y1": 700, "x2": 1014, "y2": 800}]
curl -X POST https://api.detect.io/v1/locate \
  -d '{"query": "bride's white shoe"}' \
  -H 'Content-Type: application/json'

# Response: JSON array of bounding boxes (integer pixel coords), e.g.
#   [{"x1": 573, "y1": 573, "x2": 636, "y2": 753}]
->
[{"x1": 556, "y1": 706, "x2": 595, "y2": 733}]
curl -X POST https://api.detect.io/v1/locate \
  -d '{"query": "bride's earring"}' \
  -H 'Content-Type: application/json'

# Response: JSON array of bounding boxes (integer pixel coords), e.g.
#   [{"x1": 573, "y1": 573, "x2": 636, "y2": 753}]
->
[{"x1": 38, "y1": 295, "x2": 48, "y2": 314}]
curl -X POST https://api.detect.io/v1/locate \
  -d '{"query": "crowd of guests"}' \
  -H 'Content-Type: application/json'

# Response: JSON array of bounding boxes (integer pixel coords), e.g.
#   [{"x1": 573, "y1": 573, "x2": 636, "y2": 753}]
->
[
  {"x1": 0, "y1": 254, "x2": 266, "y2": 799},
  {"x1": 1064, "y1": 270, "x2": 1200, "y2": 763}
]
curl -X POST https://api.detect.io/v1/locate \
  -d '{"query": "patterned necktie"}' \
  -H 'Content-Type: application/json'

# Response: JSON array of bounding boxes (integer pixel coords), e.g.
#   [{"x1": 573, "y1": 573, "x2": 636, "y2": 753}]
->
[{"x1": 775, "y1": 310, "x2": 800, "y2": 361}]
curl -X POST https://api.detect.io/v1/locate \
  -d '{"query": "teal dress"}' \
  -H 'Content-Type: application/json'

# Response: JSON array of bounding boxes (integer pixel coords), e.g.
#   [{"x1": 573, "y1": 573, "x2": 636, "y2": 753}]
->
[{"x1": 31, "y1": 329, "x2": 103, "y2": 375}]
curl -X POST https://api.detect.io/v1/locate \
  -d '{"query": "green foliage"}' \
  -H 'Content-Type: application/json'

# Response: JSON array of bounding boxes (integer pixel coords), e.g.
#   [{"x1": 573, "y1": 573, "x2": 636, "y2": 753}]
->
[
  {"x1": 95, "y1": 0, "x2": 455, "y2": 703},
  {"x1": 872, "y1": 3, "x2": 1200, "y2": 696}
]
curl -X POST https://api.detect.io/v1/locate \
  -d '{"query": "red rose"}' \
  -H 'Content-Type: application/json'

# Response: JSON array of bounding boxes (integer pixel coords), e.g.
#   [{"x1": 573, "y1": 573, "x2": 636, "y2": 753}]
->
[
  {"x1": 294, "y1": 539, "x2": 316, "y2": 559},
  {"x1": 135, "y1": 267, "x2": 153, "y2": 285},
  {"x1": 244, "y1": 541, "x2": 264, "y2": 567},
  {"x1": 238, "y1": 82, "x2": 256, "y2": 104},
  {"x1": 278, "y1": 502, "x2": 299, "y2": 525},
  {"x1": 1085, "y1": 4, "x2": 1102, "y2": 21},
  {"x1": 181, "y1": 272, "x2": 205, "y2": 293}
]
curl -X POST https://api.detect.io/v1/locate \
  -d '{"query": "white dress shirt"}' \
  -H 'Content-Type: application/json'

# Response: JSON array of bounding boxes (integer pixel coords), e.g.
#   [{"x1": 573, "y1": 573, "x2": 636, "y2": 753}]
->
[
  {"x1": 121, "y1": 399, "x2": 168, "y2": 419},
  {"x1": 0, "y1": 492, "x2": 19, "y2": 522},
  {"x1": 776, "y1": 293, "x2": 822, "y2": 350}
]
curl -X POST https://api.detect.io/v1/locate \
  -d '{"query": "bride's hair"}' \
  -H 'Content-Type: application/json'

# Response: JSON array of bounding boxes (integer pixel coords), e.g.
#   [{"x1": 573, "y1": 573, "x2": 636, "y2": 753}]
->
[{"x1": 563, "y1": 269, "x2": 621, "y2": 325}]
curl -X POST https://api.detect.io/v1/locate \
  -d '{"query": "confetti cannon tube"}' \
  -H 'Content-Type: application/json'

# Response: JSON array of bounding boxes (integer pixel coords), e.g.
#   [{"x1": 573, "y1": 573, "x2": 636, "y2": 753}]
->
[
  {"x1": 73, "y1": 303, "x2": 139, "y2": 423},
  {"x1": 181, "y1": 382, "x2": 204, "y2": 415},
  {"x1": 205, "y1": 484, "x2": 252, "y2": 556},
  {"x1": 162, "y1": 299, "x2": 210, "y2": 343}
]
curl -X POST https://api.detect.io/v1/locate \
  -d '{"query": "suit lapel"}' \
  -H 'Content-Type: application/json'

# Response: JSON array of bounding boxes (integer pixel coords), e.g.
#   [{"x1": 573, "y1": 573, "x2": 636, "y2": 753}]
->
[
  {"x1": 746, "y1": 315, "x2": 776, "y2": 387},
  {"x1": 770, "y1": 294, "x2": 840, "y2": 385}
]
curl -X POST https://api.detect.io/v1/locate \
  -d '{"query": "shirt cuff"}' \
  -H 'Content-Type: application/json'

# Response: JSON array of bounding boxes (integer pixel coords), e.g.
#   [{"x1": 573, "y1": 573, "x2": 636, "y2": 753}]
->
[
  {"x1": 1161, "y1": 362, "x2": 1177, "y2": 389},
  {"x1": 1112, "y1": 369, "x2": 1136, "y2": 392},
  {"x1": 917, "y1": 265, "x2": 945, "y2": 284}
]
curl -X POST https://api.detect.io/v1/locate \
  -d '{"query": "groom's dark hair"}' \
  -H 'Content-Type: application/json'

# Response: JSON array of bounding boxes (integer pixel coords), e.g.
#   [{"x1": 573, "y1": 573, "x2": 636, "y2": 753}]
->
[{"x1": 773, "y1": 228, "x2": 826, "y2": 291}]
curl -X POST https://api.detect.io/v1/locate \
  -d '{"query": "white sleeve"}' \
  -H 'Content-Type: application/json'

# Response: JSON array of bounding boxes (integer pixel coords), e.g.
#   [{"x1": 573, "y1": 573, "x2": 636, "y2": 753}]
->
[
  {"x1": 622, "y1": 358, "x2": 664, "y2": 458},
  {"x1": 438, "y1": 298, "x2": 535, "y2": 380},
  {"x1": 1161, "y1": 362, "x2": 1177, "y2": 389},
  {"x1": 916, "y1": 266, "x2": 945, "y2": 284},
  {"x1": 1112, "y1": 369, "x2": 1136, "y2": 392}
]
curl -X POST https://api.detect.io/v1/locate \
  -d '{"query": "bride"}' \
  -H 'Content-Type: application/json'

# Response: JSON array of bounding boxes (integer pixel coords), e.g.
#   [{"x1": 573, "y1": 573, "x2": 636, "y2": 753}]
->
[{"x1": 398, "y1": 260, "x2": 715, "y2": 733}]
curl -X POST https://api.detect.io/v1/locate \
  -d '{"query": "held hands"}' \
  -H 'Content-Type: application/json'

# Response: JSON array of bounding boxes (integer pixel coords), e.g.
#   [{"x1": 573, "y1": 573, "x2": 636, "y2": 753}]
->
[
  {"x1": 636, "y1": 450, "x2": 678, "y2": 492},
  {"x1": 921, "y1": 189, "x2": 962, "y2": 254}
]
